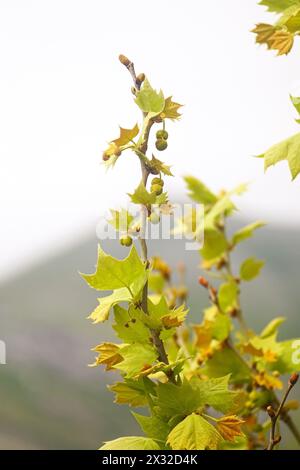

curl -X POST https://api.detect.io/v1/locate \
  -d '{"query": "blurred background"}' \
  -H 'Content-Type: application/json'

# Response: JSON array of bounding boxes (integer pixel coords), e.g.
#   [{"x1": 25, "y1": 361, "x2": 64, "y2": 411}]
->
[{"x1": 1, "y1": 0, "x2": 300, "y2": 449}]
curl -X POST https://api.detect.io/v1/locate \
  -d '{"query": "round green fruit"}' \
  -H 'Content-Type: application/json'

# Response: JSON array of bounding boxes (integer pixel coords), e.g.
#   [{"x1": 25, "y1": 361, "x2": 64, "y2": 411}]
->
[
  {"x1": 149, "y1": 212, "x2": 160, "y2": 224},
  {"x1": 152, "y1": 177, "x2": 164, "y2": 187},
  {"x1": 155, "y1": 139, "x2": 168, "y2": 151},
  {"x1": 156, "y1": 130, "x2": 169, "y2": 140},
  {"x1": 151, "y1": 184, "x2": 163, "y2": 195},
  {"x1": 120, "y1": 235, "x2": 133, "y2": 247}
]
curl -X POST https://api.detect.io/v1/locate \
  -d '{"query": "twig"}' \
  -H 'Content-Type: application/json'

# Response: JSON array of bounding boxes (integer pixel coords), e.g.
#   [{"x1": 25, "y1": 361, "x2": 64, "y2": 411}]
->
[
  {"x1": 119, "y1": 54, "x2": 174, "y2": 381},
  {"x1": 267, "y1": 373, "x2": 299, "y2": 450}
]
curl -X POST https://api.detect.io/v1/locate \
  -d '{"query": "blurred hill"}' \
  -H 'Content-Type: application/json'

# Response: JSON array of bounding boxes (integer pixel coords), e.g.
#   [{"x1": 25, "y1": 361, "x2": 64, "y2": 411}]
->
[{"x1": 0, "y1": 218, "x2": 300, "y2": 449}]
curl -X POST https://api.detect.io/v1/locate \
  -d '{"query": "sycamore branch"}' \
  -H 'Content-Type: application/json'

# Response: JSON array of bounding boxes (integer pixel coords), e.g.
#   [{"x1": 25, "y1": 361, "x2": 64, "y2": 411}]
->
[{"x1": 119, "y1": 54, "x2": 174, "y2": 380}]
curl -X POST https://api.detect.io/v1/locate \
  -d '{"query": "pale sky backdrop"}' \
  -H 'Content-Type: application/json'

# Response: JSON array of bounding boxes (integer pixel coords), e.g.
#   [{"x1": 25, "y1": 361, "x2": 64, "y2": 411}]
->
[{"x1": 1, "y1": 0, "x2": 300, "y2": 281}]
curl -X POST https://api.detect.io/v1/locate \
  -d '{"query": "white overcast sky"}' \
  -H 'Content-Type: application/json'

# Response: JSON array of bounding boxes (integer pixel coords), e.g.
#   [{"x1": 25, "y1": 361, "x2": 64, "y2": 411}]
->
[{"x1": 1, "y1": 0, "x2": 300, "y2": 281}]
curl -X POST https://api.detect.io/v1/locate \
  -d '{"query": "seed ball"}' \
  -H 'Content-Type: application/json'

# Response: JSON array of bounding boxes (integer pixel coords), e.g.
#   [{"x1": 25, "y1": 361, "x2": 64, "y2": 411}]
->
[
  {"x1": 152, "y1": 177, "x2": 164, "y2": 187},
  {"x1": 156, "y1": 130, "x2": 169, "y2": 140},
  {"x1": 120, "y1": 235, "x2": 133, "y2": 247},
  {"x1": 151, "y1": 184, "x2": 163, "y2": 195},
  {"x1": 155, "y1": 139, "x2": 168, "y2": 151},
  {"x1": 149, "y1": 212, "x2": 160, "y2": 224}
]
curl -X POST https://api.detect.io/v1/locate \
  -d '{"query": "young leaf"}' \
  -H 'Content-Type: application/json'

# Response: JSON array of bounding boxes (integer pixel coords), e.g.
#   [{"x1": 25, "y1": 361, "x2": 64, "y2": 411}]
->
[
  {"x1": 240, "y1": 258, "x2": 264, "y2": 281},
  {"x1": 258, "y1": 131, "x2": 300, "y2": 180},
  {"x1": 252, "y1": 23, "x2": 277, "y2": 48},
  {"x1": 155, "y1": 380, "x2": 205, "y2": 418},
  {"x1": 269, "y1": 29, "x2": 294, "y2": 55},
  {"x1": 88, "y1": 288, "x2": 132, "y2": 323},
  {"x1": 202, "y1": 348, "x2": 252, "y2": 385},
  {"x1": 148, "y1": 155, "x2": 173, "y2": 176},
  {"x1": 108, "y1": 209, "x2": 134, "y2": 232},
  {"x1": 161, "y1": 304, "x2": 189, "y2": 329},
  {"x1": 112, "y1": 124, "x2": 139, "y2": 147},
  {"x1": 135, "y1": 78, "x2": 165, "y2": 116},
  {"x1": 216, "y1": 415, "x2": 245, "y2": 442},
  {"x1": 244, "y1": 334, "x2": 283, "y2": 363},
  {"x1": 100, "y1": 436, "x2": 160, "y2": 450},
  {"x1": 128, "y1": 182, "x2": 157, "y2": 205},
  {"x1": 115, "y1": 343, "x2": 158, "y2": 378},
  {"x1": 232, "y1": 221, "x2": 265, "y2": 246},
  {"x1": 167, "y1": 414, "x2": 223, "y2": 450},
  {"x1": 160, "y1": 96, "x2": 183, "y2": 120},
  {"x1": 259, "y1": 0, "x2": 300, "y2": 13},
  {"x1": 184, "y1": 176, "x2": 217, "y2": 205},
  {"x1": 132, "y1": 413, "x2": 171, "y2": 442},
  {"x1": 109, "y1": 378, "x2": 155, "y2": 407},
  {"x1": 193, "y1": 375, "x2": 244, "y2": 414},
  {"x1": 91, "y1": 343, "x2": 123, "y2": 370},
  {"x1": 291, "y1": 94, "x2": 300, "y2": 117},
  {"x1": 200, "y1": 228, "x2": 228, "y2": 261},
  {"x1": 267, "y1": 338, "x2": 300, "y2": 373},
  {"x1": 81, "y1": 245, "x2": 147, "y2": 296},
  {"x1": 218, "y1": 282, "x2": 238, "y2": 312},
  {"x1": 260, "y1": 317, "x2": 286, "y2": 338},
  {"x1": 113, "y1": 305, "x2": 151, "y2": 343}
]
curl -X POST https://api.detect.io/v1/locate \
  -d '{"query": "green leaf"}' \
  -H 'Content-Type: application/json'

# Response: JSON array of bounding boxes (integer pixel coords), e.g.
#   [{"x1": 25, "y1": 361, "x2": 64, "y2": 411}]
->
[
  {"x1": 249, "y1": 334, "x2": 282, "y2": 357},
  {"x1": 109, "y1": 377, "x2": 156, "y2": 407},
  {"x1": 200, "y1": 228, "x2": 228, "y2": 261},
  {"x1": 145, "y1": 296, "x2": 170, "y2": 329},
  {"x1": 267, "y1": 339, "x2": 300, "y2": 373},
  {"x1": 211, "y1": 313, "x2": 231, "y2": 342},
  {"x1": 279, "y1": 4, "x2": 300, "y2": 32},
  {"x1": 240, "y1": 258, "x2": 264, "y2": 281},
  {"x1": 166, "y1": 414, "x2": 222, "y2": 450},
  {"x1": 135, "y1": 78, "x2": 165, "y2": 116},
  {"x1": 202, "y1": 306, "x2": 231, "y2": 342},
  {"x1": 192, "y1": 375, "x2": 243, "y2": 414},
  {"x1": 259, "y1": 132, "x2": 300, "y2": 180},
  {"x1": 148, "y1": 155, "x2": 173, "y2": 176},
  {"x1": 100, "y1": 436, "x2": 160, "y2": 450},
  {"x1": 88, "y1": 288, "x2": 131, "y2": 323},
  {"x1": 115, "y1": 343, "x2": 158, "y2": 378},
  {"x1": 259, "y1": 0, "x2": 300, "y2": 13},
  {"x1": 155, "y1": 380, "x2": 204, "y2": 419},
  {"x1": 132, "y1": 413, "x2": 171, "y2": 442},
  {"x1": 128, "y1": 182, "x2": 157, "y2": 206},
  {"x1": 160, "y1": 96, "x2": 183, "y2": 120},
  {"x1": 184, "y1": 176, "x2": 217, "y2": 205},
  {"x1": 291, "y1": 95, "x2": 300, "y2": 117},
  {"x1": 218, "y1": 282, "x2": 238, "y2": 312},
  {"x1": 112, "y1": 124, "x2": 139, "y2": 147},
  {"x1": 204, "y1": 184, "x2": 248, "y2": 229},
  {"x1": 260, "y1": 317, "x2": 286, "y2": 338},
  {"x1": 113, "y1": 305, "x2": 151, "y2": 343},
  {"x1": 232, "y1": 221, "x2": 265, "y2": 245},
  {"x1": 81, "y1": 245, "x2": 147, "y2": 296},
  {"x1": 108, "y1": 209, "x2": 134, "y2": 232},
  {"x1": 202, "y1": 348, "x2": 252, "y2": 385}
]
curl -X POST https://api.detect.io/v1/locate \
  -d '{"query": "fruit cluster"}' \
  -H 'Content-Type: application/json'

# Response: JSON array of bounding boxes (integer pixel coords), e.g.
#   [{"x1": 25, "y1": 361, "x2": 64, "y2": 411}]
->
[{"x1": 155, "y1": 129, "x2": 168, "y2": 151}]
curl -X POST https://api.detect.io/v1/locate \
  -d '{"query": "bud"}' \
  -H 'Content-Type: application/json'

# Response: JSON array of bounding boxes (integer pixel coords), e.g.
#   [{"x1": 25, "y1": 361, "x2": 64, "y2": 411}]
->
[
  {"x1": 131, "y1": 86, "x2": 137, "y2": 96},
  {"x1": 119, "y1": 54, "x2": 130, "y2": 66},
  {"x1": 102, "y1": 152, "x2": 110, "y2": 161},
  {"x1": 273, "y1": 436, "x2": 282, "y2": 445},
  {"x1": 229, "y1": 308, "x2": 238, "y2": 318},
  {"x1": 289, "y1": 373, "x2": 299, "y2": 387},
  {"x1": 136, "y1": 73, "x2": 145, "y2": 86},
  {"x1": 267, "y1": 405, "x2": 276, "y2": 419},
  {"x1": 210, "y1": 287, "x2": 218, "y2": 297},
  {"x1": 198, "y1": 277, "x2": 209, "y2": 289}
]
